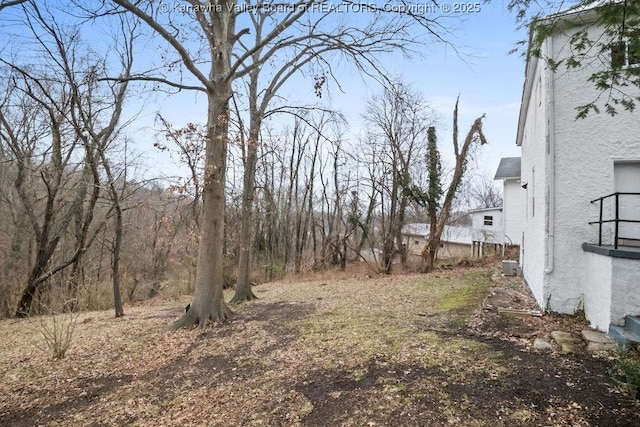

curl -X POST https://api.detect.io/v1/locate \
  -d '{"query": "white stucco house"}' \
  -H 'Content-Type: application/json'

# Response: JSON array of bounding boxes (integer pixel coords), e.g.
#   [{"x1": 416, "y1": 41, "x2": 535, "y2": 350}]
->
[
  {"x1": 467, "y1": 158, "x2": 524, "y2": 258},
  {"x1": 517, "y1": 4, "x2": 640, "y2": 335},
  {"x1": 494, "y1": 157, "x2": 524, "y2": 247}
]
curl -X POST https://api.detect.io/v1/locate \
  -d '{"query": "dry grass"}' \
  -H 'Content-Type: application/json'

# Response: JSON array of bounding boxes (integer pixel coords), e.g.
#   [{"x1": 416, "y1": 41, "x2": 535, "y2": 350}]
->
[{"x1": 0, "y1": 264, "x2": 638, "y2": 426}]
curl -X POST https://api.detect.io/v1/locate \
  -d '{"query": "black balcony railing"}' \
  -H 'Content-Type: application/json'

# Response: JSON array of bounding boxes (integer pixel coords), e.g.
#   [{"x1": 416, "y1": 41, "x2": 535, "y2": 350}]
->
[{"x1": 589, "y1": 192, "x2": 640, "y2": 249}]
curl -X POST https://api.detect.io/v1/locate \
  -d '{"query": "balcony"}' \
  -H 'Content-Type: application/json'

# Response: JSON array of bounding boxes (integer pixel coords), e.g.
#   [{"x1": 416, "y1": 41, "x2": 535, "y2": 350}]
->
[
  {"x1": 584, "y1": 192, "x2": 640, "y2": 260},
  {"x1": 582, "y1": 192, "x2": 640, "y2": 332}
]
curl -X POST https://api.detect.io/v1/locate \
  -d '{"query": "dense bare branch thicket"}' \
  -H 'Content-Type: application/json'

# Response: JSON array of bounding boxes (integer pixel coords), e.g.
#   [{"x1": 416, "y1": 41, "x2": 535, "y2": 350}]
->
[
  {"x1": 0, "y1": 1, "x2": 495, "y2": 321},
  {"x1": 362, "y1": 82, "x2": 435, "y2": 273},
  {"x1": 0, "y1": 1, "x2": 144, "y2": 317},
  {"x1": 93, "y1": 0, "x2": 461, "y2": 329}
]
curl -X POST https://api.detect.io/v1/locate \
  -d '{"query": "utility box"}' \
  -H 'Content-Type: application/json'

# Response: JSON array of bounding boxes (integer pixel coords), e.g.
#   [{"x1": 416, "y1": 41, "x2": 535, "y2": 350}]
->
[{"x1": 502, "y1": 260, "x2": 518, "y2": 276}]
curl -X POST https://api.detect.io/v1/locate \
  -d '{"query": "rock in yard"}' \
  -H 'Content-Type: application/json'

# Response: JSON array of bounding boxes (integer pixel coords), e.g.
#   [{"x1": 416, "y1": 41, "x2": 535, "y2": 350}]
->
[
  {"x1": 533, "y1": 338, "x2": 553, "y2": 351},
  {"x1": 581, "y1": 330, "x2": 612, "y2": 344},
  {"x1": 580, "y1": 330, "x2": 615, "y2": 353},
  {"x1": 580, "y1": 330, "x2": 616, "y2": 353},
  {"x1": 551, "y1": 331, "x2": 581, "y2": 354},
  {"x1": 587, "y1": 341, "x2": 616, "y2": 353}
]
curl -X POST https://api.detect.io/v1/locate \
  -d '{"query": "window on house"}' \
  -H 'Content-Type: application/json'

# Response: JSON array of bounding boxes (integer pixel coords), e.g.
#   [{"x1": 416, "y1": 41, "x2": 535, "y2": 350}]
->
[
  {"x1": 612, "y1": 42, "x2": 625, "y2": 67},
  {"x1": 612, "y1": 40, "x2": 640, "y2": 68},
  {"x1": 439, "y1": 242, "x2": 444, "y2": 248},
  {"x1": 630, "y1": 42, "x2": 640, "y2": 65},
  {"x1": 484, "y1": 215, "x2": 493, "y2": 226},
  {"x1": 414, "y1": 240, "x2": 419, "y2": 245}
]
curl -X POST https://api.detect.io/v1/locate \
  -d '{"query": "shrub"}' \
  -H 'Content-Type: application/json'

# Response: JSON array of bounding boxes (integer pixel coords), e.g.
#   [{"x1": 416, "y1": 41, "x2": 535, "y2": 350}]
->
[
  {"x1": 39, "y1": 300, "x2": 80, "y2": 360},
  {"x1": 611, "y1": 348, "x2": 640, "y2": 401}
]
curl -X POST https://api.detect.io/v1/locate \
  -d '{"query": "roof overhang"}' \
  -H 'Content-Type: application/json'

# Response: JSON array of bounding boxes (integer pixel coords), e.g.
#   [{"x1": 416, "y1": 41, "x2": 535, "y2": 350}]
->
[
  {"x1": 494, "y1": 157, "x2": 522, "y2": 179},
  {"x1": 469, "y1": 206, "x2": 503, "y2": 214}
]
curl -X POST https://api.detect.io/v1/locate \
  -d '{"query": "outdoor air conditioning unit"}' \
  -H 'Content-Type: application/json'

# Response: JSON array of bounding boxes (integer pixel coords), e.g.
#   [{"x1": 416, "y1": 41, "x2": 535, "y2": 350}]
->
[{"x1": 502, "y1": 260, "x2": 518, "y2": 276}]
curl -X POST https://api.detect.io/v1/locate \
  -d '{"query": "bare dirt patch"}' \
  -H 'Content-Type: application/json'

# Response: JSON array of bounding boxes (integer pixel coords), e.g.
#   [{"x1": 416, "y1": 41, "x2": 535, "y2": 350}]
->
[{"x1": 1, "y1": 264, "x2": 638, "y2": 426}]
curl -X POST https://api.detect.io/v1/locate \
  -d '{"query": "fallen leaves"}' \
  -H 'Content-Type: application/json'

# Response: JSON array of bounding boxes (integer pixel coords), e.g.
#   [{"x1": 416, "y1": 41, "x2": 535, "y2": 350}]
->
[{"x1": 0, "y1": 265, "x2": 638, "y2": 426}]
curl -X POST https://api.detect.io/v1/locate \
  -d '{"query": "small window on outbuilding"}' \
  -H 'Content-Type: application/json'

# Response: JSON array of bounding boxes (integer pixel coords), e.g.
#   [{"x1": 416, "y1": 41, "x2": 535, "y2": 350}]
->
[
  {"x1": 484, "y1": 215, "x2": 493, "y2": 226},
  {"x1": 414, "y1": 240, "x2": 420, "y2": 245}
]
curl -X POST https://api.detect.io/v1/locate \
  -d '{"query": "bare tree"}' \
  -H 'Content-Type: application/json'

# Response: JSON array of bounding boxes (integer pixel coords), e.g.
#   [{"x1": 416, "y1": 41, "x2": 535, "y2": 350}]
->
[
  {"x1": 155, "y1": 118, "x2": 206, "y2": 228},
  {"x1": 229, "y1": 2, "x2": 449, "y2": 300},
  {"x1": 75, "y1": 17, "x2": 137, "y2": 318},
  {"x1": 0, "y1": 65, "x2": 98, "y2": 317},
  {"x1": 421, "y1": 98, "x2": 488, "y2": 271},
  {"x1": 363, "y1": 82, "x2": 434, "y2": 273},
  {"x1": 107, "y1": 0, "x2": 238, "y2": 326},
  {"x1": 0, "y1": 1, "x2": 137, "y2": 317},
  {"x1": 0, "y1": 0, "x2": 26, "y2": 12},
  {"x1": 462, "y1": 171, "x2": 503, "y2": 210},
  {"x1": 103, "y1": 0, "x2": 457, "y2": 328}
]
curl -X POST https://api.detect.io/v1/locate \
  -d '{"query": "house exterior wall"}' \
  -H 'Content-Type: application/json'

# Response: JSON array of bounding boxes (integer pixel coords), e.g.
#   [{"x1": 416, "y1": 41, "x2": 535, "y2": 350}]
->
[
  {"x1": 584, "y1": 251, "x2": 640, "y2": 331},
  {"x1": 583, "y1": 251, "x2": 612, "y2": 331},
  {"x1": 611, "y1": 256, "x2": 640, "y2": 327},
  {"x1": 405, "y1": 235, "x2": 427, "y2": 256},
  {"x1": 438, "y1": 241, "x2": 473, "y2": 259},
  {"x1": 550, "y1": 23, "x2": 640, "y2": 314},
  {"x1": 403, "y1": 235, "x2": 472, "y2": 259},
  {"x1": 519, "y1": 51, "x2": 549, "y2": 309},
  {"x1": 471, "y1": 208, "x2": 503, "y2": 244},
  {"x1": 519, "y1": 19, "x2": 640, "y2": 323},
  {"x1": 503, "y1": 179, "x2": 524, "y2": 246}
]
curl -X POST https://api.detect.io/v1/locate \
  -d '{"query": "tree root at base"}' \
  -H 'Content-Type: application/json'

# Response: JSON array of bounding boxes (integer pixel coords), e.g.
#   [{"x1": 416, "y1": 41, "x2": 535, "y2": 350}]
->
[
  {"x1": 230, "y1": 290, "x2": 258, "y2": 304},
  {"x1": 168, "y1": 303, "x2": 234, "y2": 330}
]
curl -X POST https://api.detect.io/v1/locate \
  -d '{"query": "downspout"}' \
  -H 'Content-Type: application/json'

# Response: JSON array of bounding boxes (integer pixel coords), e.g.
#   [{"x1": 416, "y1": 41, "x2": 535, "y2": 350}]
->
[{"x1": 544, "y1": 36, "x2": 556, "y2": 274}]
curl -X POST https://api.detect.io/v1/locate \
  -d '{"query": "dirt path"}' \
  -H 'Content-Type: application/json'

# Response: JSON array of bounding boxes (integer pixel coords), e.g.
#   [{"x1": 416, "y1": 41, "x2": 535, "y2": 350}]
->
[{"x1": 1, "y1": 266, "x2": 638, "y2": 426}]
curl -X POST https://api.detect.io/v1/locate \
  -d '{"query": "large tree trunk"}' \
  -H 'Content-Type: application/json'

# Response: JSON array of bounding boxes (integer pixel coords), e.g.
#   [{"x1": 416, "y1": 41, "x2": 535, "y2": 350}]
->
[
  {"x1": 102, "y1": 153, "x2": 125, "y2": 318},
  {"x1": 395, "y1": 185, "x2": 409, "y2": 270},
  {"x1": 112, "y1": 206, "x2": 124, "y2": 317},
  {"x1": 16, "y1": 268, "x2": 45, "y2": 317},
  {"x1": 231, "y1": 124, "x2": 259, "y2": 304},
  {"x1": 382, "y1": 170, "x2": 400, "y2": 274},
  {"x1": 171, "y1": 89, "x2": 233, "y2": 329},
  {"x1": 422, "y1": 221, "x2": 440, "y2": 272},
  {"x1": 422, "y1": 126, "x2": 443, "y2": 273}
]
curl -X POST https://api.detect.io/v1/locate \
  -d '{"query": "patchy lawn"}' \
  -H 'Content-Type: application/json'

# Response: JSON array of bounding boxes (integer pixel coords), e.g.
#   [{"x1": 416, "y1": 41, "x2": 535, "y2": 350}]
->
[{"x1": 1, "y1": 265, "x2": 638, "y2": 426}]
